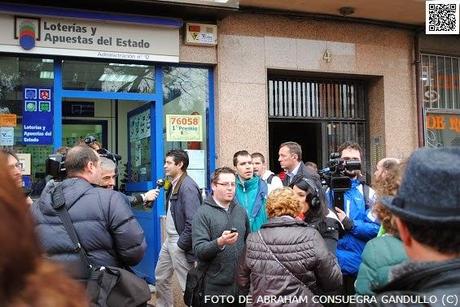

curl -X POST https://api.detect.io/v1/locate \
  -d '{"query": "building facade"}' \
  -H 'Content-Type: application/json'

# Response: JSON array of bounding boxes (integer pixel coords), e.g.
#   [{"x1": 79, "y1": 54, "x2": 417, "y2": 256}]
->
[{"x1": 1, "y1": 0, "x2": 458, "y2": 282}]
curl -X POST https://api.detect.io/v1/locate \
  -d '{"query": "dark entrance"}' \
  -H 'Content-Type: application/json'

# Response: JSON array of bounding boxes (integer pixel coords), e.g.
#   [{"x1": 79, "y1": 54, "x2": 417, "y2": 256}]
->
[
  {"x1": 267, "y1": 74, "x2": 370, "y2": 178},
  {"x1": 269, "y1": 121, "x2": 322, "y2": 174}
]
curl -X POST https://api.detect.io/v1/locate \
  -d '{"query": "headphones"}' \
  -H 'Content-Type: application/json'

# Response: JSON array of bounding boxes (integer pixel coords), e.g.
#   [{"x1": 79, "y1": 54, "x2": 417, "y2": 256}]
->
[{"x1": 301, "y1": 178, "x2": 321, "y2": 210}]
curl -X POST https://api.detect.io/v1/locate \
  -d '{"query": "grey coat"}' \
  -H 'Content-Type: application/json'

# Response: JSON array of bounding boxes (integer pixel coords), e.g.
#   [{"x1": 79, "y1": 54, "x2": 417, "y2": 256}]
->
[
  {"x1": 31, "y1": 177, "x2": 146, "y2": 280},
  {"x1": 192, "y1": 196, "x2": 249, "y2": 296},
  {"x1": 238, "y1": 216, "x2": 342, "y2": 306}
]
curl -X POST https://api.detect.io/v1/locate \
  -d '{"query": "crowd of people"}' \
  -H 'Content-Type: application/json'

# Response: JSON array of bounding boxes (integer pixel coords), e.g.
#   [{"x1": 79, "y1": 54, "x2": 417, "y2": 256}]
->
[{"x1": 0, "y1": 140, "x2": 459, "y2": 307}]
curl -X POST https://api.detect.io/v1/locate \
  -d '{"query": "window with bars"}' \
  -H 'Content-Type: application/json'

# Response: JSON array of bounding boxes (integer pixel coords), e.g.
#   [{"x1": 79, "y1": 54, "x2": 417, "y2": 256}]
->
[
  {"x1": 421, "y1": 54, "x2": 460, "y2": 148},
  {"x1": 268, "y1": 76, "x2": 370, "y2": 177},
  {"x1": 268, "y1": 78, "x2": 366, "y2": 119},
  {"x1": 421, "y1": 54, "x2": 460, "y2": 110}
]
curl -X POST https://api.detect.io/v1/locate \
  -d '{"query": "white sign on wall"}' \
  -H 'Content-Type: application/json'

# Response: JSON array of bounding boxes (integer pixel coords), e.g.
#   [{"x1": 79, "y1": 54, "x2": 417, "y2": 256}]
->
[
  {"x1": 185, "y1": 23, "x2": 217, "y2": 46},
  {"x1": 0, "y1": 127, "x2": 14, "y2": 146},
  {"x1": 0, "y1": 14, "x2": 179, "y2": 62}
]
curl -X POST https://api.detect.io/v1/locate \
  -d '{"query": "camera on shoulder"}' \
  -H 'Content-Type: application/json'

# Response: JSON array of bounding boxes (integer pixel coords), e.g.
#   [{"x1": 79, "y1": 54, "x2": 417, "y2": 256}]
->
[
  {"x1": 46, "y1": 153, "x2": 67, "y2": 181},
  {"x1": 319, "y1": 152, "x2": 362, "y2": 211}
]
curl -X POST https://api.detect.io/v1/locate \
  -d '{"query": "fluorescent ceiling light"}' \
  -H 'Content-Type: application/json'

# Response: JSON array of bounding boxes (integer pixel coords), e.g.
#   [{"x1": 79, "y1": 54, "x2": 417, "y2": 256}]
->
[
  {"x1": 108, "y1": 63, "x2": 149, "y2": 68},
  {"x1": 99, "y1": 73, "x2": 137, "y2": 82},
  {"x1": 40, "y1": 71, "x2": 54, "y2": 79}
]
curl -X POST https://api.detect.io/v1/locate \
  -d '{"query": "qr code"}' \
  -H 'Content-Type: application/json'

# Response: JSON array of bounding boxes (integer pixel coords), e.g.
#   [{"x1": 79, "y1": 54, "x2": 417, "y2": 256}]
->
[{"x1": 426, "y1": 1, "x2": 459, "y2": 34}]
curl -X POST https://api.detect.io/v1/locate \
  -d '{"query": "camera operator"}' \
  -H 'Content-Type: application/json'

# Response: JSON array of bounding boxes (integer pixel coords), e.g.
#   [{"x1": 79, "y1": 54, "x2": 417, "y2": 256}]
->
[
  {"x1": 326, "y1": 141, "x2": 380, "y2": 296},
  {"x1": 99, "y1": 157, "x2": 159, "y2": 207}
]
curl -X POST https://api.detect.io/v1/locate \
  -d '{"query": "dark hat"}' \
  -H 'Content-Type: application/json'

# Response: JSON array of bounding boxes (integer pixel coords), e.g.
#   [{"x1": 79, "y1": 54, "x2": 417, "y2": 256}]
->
[{"x1": 380, "y1": 147, "x2": 460, "y2": 225}]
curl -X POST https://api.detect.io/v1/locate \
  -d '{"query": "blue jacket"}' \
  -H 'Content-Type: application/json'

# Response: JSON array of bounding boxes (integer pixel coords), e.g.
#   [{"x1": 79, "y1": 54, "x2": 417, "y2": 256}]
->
[
  {"x1": 235, "y1": 176, "x2": 268, "y2": 232},
  {"x1": 166, "y1": 172, "x2": 202, "y2": 262},
  {"x1": 327, "y1": 179, "x2": 380, "y2": 276},
  {"x1": 31, "y1": 178, "x2": 146, "y2": 281}
]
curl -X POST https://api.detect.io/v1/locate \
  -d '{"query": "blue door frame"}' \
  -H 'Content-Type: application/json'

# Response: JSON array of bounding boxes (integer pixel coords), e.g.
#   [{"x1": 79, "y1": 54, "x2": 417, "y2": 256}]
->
[{"x1": 52, "y1": 60, "x2": 215, "y2": 283}]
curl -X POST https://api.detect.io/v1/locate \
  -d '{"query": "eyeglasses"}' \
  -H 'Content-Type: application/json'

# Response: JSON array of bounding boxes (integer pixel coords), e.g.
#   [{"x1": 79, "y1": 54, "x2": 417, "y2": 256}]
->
[
  {"x1": 216, "y1": 182, "x2": 236, "y2": 188},
  {"x1": 9, "y1": 162, "x2": 22, "y2": 171}
]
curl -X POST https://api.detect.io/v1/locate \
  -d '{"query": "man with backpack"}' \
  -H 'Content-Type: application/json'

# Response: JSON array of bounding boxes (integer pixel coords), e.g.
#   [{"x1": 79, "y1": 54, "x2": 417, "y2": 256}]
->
[
  {"x1": 251, "y1": 152, "x2": 283, "y2": 195},
  {"x1": 327, "y1": 141, "x2": 380, "y2": 296}
]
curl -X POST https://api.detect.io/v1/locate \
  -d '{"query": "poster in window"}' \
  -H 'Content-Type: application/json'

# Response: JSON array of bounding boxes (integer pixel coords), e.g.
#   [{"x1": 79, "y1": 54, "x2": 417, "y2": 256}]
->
[
  {"x1": 0, "y1": 127, "x2": 14, "y2": 146},
  {"x1": 166, "y1": 114, "x2": 202, "y2": 142},
  {"x1": 17, "y1": 153, "x2": 31, "y2": 176},
  {"x1": 424, "y1": 109, "x2": 460, "y2": 147}
]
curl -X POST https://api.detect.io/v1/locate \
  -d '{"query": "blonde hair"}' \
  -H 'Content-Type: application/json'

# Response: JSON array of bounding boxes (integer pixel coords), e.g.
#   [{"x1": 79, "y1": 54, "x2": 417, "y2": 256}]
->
[
  {"x1": 266, "y1": 187, "x2": 302, "y2": 218},
  {"x1": 373, "y1": 158, "x2": 405, "y2": 235}
]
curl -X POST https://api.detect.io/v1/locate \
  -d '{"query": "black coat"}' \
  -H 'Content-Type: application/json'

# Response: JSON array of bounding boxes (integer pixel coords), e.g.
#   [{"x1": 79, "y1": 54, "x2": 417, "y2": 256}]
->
[
  {"x1": 166, "y1": 172, "x2": 202, "y2": 262},
  {"x1": 282, "y1": 162, "x2": 315, "y2": 186},
  {"x1": 237, "y1": 216, "x2": 342, "y2": 307},
  {"x1": 31, "y1": 177, "x2": 146, "y2": 280},
  {"x1": 357, "y1": 258, "x2": 460, "y2": 306}
]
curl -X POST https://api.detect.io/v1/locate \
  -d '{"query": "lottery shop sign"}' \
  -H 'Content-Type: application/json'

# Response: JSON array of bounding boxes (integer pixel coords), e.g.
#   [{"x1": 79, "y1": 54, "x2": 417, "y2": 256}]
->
[
  {"x1": 22, "y1": 87, "x2": 53, "y2": 145},
  {"x1": 166, "y1": 114, "x2": 202, "y2": 142}
]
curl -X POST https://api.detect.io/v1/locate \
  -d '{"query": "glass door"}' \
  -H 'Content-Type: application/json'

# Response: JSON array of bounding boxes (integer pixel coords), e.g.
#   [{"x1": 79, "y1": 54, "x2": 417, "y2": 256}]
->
[{"x1": 126, "y1": 101, "x2": 155, "y2": 204}]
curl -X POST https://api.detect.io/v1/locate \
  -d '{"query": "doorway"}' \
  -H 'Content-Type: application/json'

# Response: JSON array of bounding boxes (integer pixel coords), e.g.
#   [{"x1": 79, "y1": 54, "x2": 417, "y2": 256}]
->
[{"x1": 269, "y1": 120, "x2": 322, "y2": 174}]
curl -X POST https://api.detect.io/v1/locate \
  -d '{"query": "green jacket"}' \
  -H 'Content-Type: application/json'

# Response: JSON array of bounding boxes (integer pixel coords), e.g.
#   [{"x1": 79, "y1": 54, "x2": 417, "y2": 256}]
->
[
  {"x1": 355, "y1": 235, "x2": 408, "y2": 295},
  {"x1": 235, "y1": 176, "x2": 268, "y2": 232}
]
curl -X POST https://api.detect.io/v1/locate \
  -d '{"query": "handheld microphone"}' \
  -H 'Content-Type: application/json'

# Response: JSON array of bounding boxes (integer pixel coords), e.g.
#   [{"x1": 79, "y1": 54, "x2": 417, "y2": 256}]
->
[
  {"x1": 143, "y1": 179, "x2": 166, "y2": 208},
  {"x1": 156, "y1": 179, "x2": 166, "y2": 189}
]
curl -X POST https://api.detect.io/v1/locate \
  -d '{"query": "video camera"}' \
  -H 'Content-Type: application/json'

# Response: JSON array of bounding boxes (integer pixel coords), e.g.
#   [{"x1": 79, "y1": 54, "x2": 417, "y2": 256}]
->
[
  {"x1": 320, "y1": 153, "x2": 361, "y2": 192},
  {"x1": 319, "y1": 152, "x2": 361, "y2": 211},
  {"x1": 45, "y1": 153, "x2": 66, "y2": 181}
]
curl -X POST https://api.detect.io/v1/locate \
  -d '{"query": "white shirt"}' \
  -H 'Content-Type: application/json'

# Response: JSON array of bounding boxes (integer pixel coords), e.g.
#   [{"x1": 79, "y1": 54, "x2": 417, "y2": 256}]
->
[
  {"x1": 286, "y1": 162, "x2": 302, "y2": 184},
  {"x1": 261, "y1": 170, "x2": 283, "y2": 195}
]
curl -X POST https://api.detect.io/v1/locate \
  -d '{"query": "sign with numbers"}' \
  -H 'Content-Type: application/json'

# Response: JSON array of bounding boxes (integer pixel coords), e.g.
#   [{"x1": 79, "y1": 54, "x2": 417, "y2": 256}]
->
[
  {"x1": 166, "y1": 114, "x2": 202, "y2": 142},
  {"x1": 22, "y1": 87, "x2": 53, "y2": 145}
]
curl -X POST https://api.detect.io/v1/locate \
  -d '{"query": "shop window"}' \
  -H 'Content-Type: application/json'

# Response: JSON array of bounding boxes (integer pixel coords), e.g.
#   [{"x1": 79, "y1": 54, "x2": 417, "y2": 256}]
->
[
  {"x1": 0, "y1": 56, "x2": 54, "y2": 196},
  {"x1": 163, "y1": 66, "x2": 208, "y2": 189},
  {"x1": 0, "y1": 56, "x2": 54, "y2": 116},
  {"x1": 62, "y1": 60, "x2": 155, "y2": 93},
  {"x1": 421, "y1": 54, "x2": 460, "y2": 147}
]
